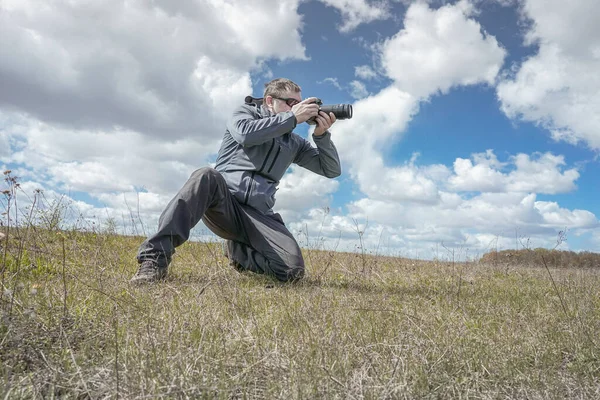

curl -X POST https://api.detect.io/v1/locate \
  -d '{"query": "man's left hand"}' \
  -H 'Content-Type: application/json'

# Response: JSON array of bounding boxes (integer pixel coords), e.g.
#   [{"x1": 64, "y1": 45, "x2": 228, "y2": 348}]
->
[{"x1": 313, "y1": 111, "x2": 336, "y2": 136}]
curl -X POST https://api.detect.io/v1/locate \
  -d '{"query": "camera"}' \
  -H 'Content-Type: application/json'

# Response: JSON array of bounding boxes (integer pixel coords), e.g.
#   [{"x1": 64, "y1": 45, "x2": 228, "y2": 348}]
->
[{"x1": 308, "y1": 98, "x2": 353, "y2": 124}]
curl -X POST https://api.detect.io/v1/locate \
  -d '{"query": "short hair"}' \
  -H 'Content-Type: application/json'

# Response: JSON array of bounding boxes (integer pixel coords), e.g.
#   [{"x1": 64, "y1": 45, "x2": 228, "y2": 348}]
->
[{"x1": 263, "y1": 78, "x2": 301, "y2": 99}]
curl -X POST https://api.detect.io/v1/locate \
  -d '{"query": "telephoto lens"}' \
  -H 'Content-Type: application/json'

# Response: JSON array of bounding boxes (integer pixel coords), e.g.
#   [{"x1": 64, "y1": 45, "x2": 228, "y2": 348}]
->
[
  {"x1": 314, "y1": 98, "x2": 353, "y2": 120},
  {"x1": 319, "y1": 103, "x2": 353, "y2": 120}
]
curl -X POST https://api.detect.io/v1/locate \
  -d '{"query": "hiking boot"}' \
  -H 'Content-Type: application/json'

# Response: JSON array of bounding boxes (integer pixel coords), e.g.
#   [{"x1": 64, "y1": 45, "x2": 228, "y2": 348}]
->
[{"x1": 130, "y1": 260, "x2": 168, "y2": 284}]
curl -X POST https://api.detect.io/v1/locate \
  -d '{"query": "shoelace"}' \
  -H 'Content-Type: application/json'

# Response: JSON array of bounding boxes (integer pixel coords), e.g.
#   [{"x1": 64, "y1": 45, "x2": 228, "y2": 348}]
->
[{"x1": 138, "y1": 261, "x2": 159, "y2": 274}]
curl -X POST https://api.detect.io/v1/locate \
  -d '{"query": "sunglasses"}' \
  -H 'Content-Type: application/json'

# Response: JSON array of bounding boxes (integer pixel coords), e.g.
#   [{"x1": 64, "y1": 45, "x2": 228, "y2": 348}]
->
[{"x1": 271, "y1": 96, "x2": 300, "y2": 107}]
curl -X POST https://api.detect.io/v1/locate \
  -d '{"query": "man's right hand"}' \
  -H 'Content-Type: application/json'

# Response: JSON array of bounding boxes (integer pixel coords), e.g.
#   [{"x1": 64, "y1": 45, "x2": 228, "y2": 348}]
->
[{"x1": 291, "y1": 97, "x2": 320, "y2": 124}]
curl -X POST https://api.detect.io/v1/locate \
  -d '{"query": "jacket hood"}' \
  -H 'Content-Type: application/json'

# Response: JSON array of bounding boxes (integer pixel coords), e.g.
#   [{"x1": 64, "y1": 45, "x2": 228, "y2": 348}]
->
[
  {"x1": 244, "y1": 96, "x2": 264, "y2": 106},
  {"x1": 244, "y1": 95, "x2": 273, "y2": 116}
]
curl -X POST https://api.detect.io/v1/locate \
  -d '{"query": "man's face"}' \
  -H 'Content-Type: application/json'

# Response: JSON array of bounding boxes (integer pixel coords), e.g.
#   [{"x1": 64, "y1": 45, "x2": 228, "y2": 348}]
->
[{"x1": 267, "y1": 91, "x2": 301, "y2": 114}]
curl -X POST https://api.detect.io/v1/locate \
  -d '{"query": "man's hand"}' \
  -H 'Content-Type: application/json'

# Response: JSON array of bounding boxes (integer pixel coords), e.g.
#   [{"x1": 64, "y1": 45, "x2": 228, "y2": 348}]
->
[
  {"x1": 313, "y1": 111, "x2": 337, "y2": 136},
  {"x1": 291, "y1": 97, "x2": 320, "y2": 124}
]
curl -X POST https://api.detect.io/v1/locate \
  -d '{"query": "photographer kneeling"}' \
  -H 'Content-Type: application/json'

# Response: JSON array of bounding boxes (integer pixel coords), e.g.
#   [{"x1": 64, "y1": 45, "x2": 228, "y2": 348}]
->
[{"x1": 132, "y1": 78, "x2": 342, "y2": 284}]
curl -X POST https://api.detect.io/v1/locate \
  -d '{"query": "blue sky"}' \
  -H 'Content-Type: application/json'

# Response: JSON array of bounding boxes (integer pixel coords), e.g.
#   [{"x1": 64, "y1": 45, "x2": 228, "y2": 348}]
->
[{"x1": 1, "y1": 0, "x2": 599, "y2": 258}]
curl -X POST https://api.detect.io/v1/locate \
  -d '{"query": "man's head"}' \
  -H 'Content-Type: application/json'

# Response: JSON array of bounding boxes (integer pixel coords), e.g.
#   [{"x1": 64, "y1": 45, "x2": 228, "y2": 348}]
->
[{"x1": 264, "y1": 78, "x2": 302, "y2": 114}]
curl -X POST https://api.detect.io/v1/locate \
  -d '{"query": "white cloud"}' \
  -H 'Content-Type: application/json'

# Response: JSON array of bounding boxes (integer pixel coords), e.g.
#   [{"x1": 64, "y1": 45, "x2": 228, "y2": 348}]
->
[
  {"x1": 345, "y1": 191, "x2": 597, "y2": 247},
  {"x1": 356, "y1": 156, "x2": 446, "y2": 204},
  {"x1": 316, "y1": 0, "x2": 596, "y2": 256},
  {"x1": 506, "y1": 153, "x2": 579, "y2": 193},
  {"x1": 520, "y1": 0, "x2": 600, "y2": 55},
  {"x1": 333, "y1": 85, "x2": 419, "y2": 168},
  {"x1": 0, "y1": 0, "x2": 306, "y2": 138},
  {"x1": 382, "y1": 0, "x2": 506, "y2": 98},
  {"x1": 0, "y1": 132, "x2": 10, "y2": 158},
  {"x1": 354, "y1": 65, "x2": 378, "y2": 80},
  {"x1": 333, "y1": 1, "x2": 506, "y2": 206},
  {"x1": 318, "y1": 1, "x2": 597, "y2": 258},
  {"x1": 0, "y1": 115, "x2": 216, "y2": 195},
  {"x1": 320, "y1": 77, "x2": 370, "y2": 99},
  {"x1": 286, "y1": 209, "x2": 382, "y2": 252},
  {"x1": 318, "y1": 0, "x2": 390, "y2": 32},
  {"x1": 50, "y1": 162, "x2": 133, "y2": 193},
  {"x1": 497, "y1": 0, "x2": 600, "y2": 149},
  {"x1": 289, "y1": 146, "x2": 595, "y2": 256},
  {"x1": 349, "y1": 81, "x2": 369, "y2": 99},
  {"x1": 320, "y1": 77, "x2": 343, "y2": 90},
  {"x1": 535, "y1": 201, "x2": 597, "y2": 229},
  {"x1": 276, "y1": 165, "x2": 339, "y2": 221},
  {"x1": 449, "y1": 151, "x2": 579, "y2": 194},
  {"x1": 285, "y1": 188, "x2": 599, "y2": 257},
  {"x1": 345, "y1": 151, "x2": 586, "y2": 230},
  {"x1": 0, "y1": 0, "x2": 314, "y2": 225},
  {"x1": 449, "y1": 157, "x2": 506, "y2": 192}
]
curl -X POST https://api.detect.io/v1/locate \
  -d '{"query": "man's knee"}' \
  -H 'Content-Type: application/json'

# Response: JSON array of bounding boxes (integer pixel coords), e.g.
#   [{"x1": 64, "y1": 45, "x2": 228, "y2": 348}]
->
[
  {"x1": 188, "y1": 167, "x2": 225, "y2": 192},
  {"x1": 190, "y1": 167, "x2": 219, "y2": 180}
]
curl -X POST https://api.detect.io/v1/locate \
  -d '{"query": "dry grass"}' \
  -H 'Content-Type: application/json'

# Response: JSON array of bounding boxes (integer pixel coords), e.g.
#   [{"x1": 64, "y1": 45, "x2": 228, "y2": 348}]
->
[{"x1": 1, "y1": 225, "x2": 599, "y2": 399}]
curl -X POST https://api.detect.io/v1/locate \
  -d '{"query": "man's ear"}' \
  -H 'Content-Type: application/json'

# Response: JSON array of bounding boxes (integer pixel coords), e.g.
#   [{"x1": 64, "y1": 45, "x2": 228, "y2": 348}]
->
[{"x1": 264, "y1": 95, "x2": 274, "y2": 108}]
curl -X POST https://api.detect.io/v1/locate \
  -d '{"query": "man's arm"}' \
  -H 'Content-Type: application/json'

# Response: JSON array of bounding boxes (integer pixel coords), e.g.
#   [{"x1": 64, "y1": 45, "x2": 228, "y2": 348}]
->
[
  {"x1": 294, "y1": 131, "x2": 341, "y2": 178},
  {"x1": 227, "y1": 105, "x2": 297, "y2": 146}
]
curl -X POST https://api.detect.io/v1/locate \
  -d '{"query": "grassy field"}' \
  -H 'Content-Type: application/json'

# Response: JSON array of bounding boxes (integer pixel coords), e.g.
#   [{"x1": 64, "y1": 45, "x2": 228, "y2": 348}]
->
[{"x1": 1, "y1": 227, "x2": 599, "y2": 399}]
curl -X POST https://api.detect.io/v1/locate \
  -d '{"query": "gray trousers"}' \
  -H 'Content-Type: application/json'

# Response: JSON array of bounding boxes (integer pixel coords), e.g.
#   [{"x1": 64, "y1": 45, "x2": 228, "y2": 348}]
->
[{"x1": 137, "y1": 167, "x2": 305, "y2": 282}]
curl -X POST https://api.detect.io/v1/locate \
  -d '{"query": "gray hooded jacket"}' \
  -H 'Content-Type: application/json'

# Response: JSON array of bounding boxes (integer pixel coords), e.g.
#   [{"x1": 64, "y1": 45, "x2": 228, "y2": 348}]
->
[{"x1": 215, "y1": 97, "x2": 341, "y2": 215}]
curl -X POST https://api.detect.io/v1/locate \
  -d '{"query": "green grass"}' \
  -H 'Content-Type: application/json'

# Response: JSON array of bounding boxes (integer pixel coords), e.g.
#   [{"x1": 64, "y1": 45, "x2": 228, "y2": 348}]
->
[{"x1": 1, "y1": 228, "x2": 599, "y2": 399}]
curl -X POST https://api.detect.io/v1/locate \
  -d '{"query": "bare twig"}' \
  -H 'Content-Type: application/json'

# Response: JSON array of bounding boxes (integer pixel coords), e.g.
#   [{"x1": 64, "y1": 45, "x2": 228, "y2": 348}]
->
[
  {"x1": 61, "y1": 234, "x2": 68, "y2": 319},
  {"x1": 114, "y1": 304, "x2": 120, "y2": 399},
  {"x1": 352, "y1": 218, "x2": 368, "y2": 274},
  {"x1": 136, "y1": 189, "x2": 147, "y2": 237}
]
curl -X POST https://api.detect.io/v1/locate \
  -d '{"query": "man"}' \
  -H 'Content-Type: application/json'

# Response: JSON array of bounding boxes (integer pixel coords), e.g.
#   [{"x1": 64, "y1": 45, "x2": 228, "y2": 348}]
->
[{"x1": 131, "y1": 78, "x2": 341, "y2": 284}]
